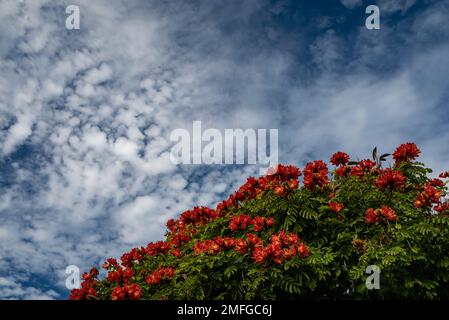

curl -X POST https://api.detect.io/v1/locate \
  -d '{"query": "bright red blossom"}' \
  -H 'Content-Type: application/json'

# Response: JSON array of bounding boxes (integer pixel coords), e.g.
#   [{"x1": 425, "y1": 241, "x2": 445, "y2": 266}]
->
[
  {"x1": 375, "y1": 168, "x2": 406, "y2": 191},
  {"x1": 434, "y1": 202, "x2": 449, "y2": 213},
  {"x1": 439, "y1": 171, "x2": 449, "y2": 179},
  {"x1": 429, "y1": 179, "x2": 445, "y2": 187},
  {"x1": 111, "y1": 284, "x2": 142, "y2": 300},
  {"x1": 145, "y1": 267, "x2": 175, "y2": 285},
  {"x1": 414, "y1": 184, "x2": 442, "y2": 208},
  {"x1": 330, "y1": 152, "x2": 350, "y2": 166},
  {"x1": 329, "y1": 201, "x2": 344, "y2": 213},
  {"x1": 365, "y1": 206, "x2": 398, "y2": 224},
  {"x1": 303, "y1": 160, "x2": 329, "y2": 190},
  {"x1": 335, "y1": 165, "x2": 351, "y2": 177},
  {"x1": 69, "y1": 268, "x2": 98, "y2": 300},
  {"x1": 393, "y1": 142, "x2": 421, "y2": 163},
  {"x1": 229, "y1": 214, "x2": 252, "y2": 231},
  {"x1": 297, "y1": 243, "x2": 309, "y2": 258},
  {"x1": 365, "y1": 208, "x2": 380, "y2": 224},
  {"x1": 379, "y1": 205, "x2": 398, "y2": 221},
  {"x1": 251, "y1": 231, "x2": 307, "y2": 264}
]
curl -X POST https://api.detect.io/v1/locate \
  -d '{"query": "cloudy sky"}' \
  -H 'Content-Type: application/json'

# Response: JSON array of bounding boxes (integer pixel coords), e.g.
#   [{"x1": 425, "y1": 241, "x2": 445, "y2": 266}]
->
[{"x1": 0, "y1": 0, "x2": 448, "y2": 299}]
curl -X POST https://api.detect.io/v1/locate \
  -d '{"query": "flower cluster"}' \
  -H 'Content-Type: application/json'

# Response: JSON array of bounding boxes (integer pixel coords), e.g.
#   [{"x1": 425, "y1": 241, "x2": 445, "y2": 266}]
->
[
  {"x1": 252, "y1": 231, "x2": 308, "y2": 264},
  {"x1": 350, "y1": 159, "x2": 376, "y2": 178},
  {"x1": 232, "y1": 165, "x2": 301, "y2": 204},
  {"x1": 330, "y1": 152, "x2": 350, "y2": 166},
  {"x1": 193, "y1": 239, "x2": 221, "y2": 255},
  {"x1": 121, "y1": 248, "x2": 144, "y2": 267},
  {"x1": 435, "y1": 202, "x2": 449, "y2": 213},
  {"x1": 193, "y1": 234, "x2": 258, "y2": 255},
  {"x1": 303, "y1": 160, "x2": 329, "y2": 190},
  {"x1": 335, "y1": 165, "x2": 352, "y2": 177},
  {"x1": 329, "y1": 201, "x2": 344, "y2": 213},
  {"x1": 375, "y1": 168, "x2": 406, "y2": 191},
  {"x1": 107, "y1": 267, "x2": 134, "y2": 284},
  {"x1": 103, "y1": 258, "x2": 136, "y2": 287},
  {"x1": 180, "y1": 206, "x2": 219, "y2": 226},
  {"x1": 414, "y1": 183, "x2": 443, "y2": 208},
  {"x1": 69, "y1": 268, "x2": 98, "y2": 300},
  {"x1": 365, "y1": 205, "x2": 398, "y2": 224},
  {"x1": 145, "y1": 267, "x2": 176, "y2": 285},
  {"x1": 193, "y1": 230, "x2": 309, "y2": 266},
  {"x1": 440, "y1": 171, "x2": 449, "y2": 179},
  {"x1": 393, "y1": 142, "x2": 421, "y2": 164},
  {"x1": 111, "y1": 284, "x2": 142, "y2": 300},
  {"x1": 228, "y1": 215, "x2": 275, "y2": 232}
]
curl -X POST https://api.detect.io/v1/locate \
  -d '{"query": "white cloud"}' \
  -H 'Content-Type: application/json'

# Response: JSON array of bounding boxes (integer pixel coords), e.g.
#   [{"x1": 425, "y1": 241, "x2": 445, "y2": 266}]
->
[
  {"x1": 2, "y1": 116, "x2": 33, "y2": 155},
  {"x1": 0, "y1": 277, "x2": 59, "y2": 300}
]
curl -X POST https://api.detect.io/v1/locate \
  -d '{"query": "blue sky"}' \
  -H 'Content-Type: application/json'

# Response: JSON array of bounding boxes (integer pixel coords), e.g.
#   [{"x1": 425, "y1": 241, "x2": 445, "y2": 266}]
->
[{"x1": 0, "y1": 0, "x2": 448, "y2": 299}]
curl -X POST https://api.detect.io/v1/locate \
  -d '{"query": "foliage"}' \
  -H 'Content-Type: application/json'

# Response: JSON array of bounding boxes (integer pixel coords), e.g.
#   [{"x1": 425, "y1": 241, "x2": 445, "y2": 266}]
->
[{"x1": 70, "y1": 143, "x2": 449, "y2": 300}]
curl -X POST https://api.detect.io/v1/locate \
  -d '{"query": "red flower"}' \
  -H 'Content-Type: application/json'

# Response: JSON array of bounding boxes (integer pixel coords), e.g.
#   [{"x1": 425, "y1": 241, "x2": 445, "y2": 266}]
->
[
  {"x1": 180, "y1": 206, "x2": 218, "y2": 226},
  {"x1": 379, "y1": 205, "x2": 398, "y2": 221},
  {"x1": 70, "y1": 268, "x2": 98, "y2": 300},
  {"x1": 329, "y1": 201, "x2": 344, "y2": 213},
  {"x1": 246, "y1": 233, "x2": 262, "y2": 247},
  {"x1": 146, "y1": 267, "x2": 175, "y2": 285},
  {"x1": 375, "y1": 168, "x2": 406, "y2": 191},
  {"x1": 144, "y1": 241, "x2": 171, "y2": 256},
  {"x1": 265, "y1": 217, "x2": 275, "y2": 227},
  {"x1": 193, "y1": 240, "x2": 220, "y2": 255},
  {"x1": 287, "y1": 179, "x2": 299, "y2": 190},
  {"x1": 365, "y1": 208, "x2": 380, "y2": 224},
  {"x1": 234, "y1": 238, "x2": 247, "y2": 254},
  {"x1": 229, "y1": 214, "x2": 252, "y2": 231},
  {"x1": 330, "y1": 152, "x2": 350, "y2": 166},
  {"x1": 111, "y1": 284, "x2": 142, "y2": 300},
  {"x1": 107, "y1": 270, "x2": 121, "y2": 283},
  {"x1": 166, "y1": 218, "x2": 177, "y2": 232},
  {"x1": 297, "y1": 243, "x2": 309, "y2": 258},
  {"x1": 365, "y1": 206, "x2": 397, "y2": 224},
  {"x1": 429, "y1": 179, "x2": 445, "y2": 187},
  {"x1": 252, "y1": 247, "x2": 268, "y2": 264},
  {"x1": 414, "y1": 184, "x2": 442, "y2": 208},
  {"x1": 439, "y1": 171, "x2": 449, "y2": 179},
  {"x1": 393, "y1": 142, "x2": 421, "y2": 163},
  {"x1": 123, "y1": 268, "x2": 134, "y2": 282},
  {"x1": 335, "y1": 165, "x2": 351, "y2": 177},
  {"x1": 435, "y1": 202, "x2": 449, "y2": 213},
  {"x1": 70, "y1": 286, "x2": 97, "y2": 300},
  {"x1": 274, "y1": 185, "x2": 287, "y2": 197},
  {"x1": 126, "y1": 284, "x2": 142, "y2": 300},
  {"x1": 250, "y1": 216, "x2": 276, "y2": 232},
  {"x1": 303, "y1": 160, "x2": 329, "y2": 190},
  {"x1": 251, "y1": 231, "x2": 304, "y2": 264},
  {"x1": 350, "y1": 165, "x2": 364, "y2": 177},
  {"x1": 283, "y1": 246, "x2": 297, "y2": 259},
  {"x1": 121, "y1": 248, "x2": 143, "y2": 267},
  {"x1": 103, "y1": 258, "x2": 119, "y2": 270},
  {"x1": 350, "y1": 160, "x2": 376, "y2": 178},
  {"x1": 266, "y1": 165, "x2": 302, "y2": 181}
]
